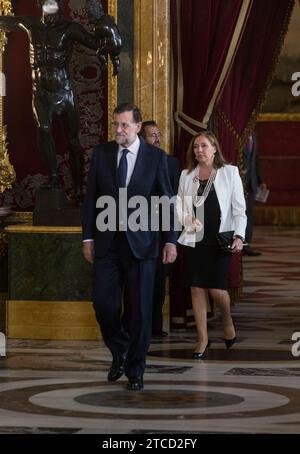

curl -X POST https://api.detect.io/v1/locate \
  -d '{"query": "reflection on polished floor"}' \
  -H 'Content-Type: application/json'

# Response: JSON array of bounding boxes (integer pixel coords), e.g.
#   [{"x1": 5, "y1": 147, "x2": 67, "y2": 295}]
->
[{"x1": 0, "y1": 226, "x2": 300, "y2": 434}]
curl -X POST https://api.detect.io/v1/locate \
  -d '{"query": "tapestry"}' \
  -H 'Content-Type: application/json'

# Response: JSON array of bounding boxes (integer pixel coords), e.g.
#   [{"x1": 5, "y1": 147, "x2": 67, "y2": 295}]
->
[{"x1": 0, "y1": 0, "x2": 108, "y2": 210}]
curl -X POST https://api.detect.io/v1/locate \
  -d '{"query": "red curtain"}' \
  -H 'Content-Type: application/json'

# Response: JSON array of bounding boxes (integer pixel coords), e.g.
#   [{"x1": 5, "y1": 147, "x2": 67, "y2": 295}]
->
[
  {"x1": 215, "y1": 0, "x2": 295, "y2": 163},
  {"x1": 171, "y1": 0, "x2": 248, "y2": 168},
  {"x1": 1, "y1": 0, "x2": 108, "y2": 210}
]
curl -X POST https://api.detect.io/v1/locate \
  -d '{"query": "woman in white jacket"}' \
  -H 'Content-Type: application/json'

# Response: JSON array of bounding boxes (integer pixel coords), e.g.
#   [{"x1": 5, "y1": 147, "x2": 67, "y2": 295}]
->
[{"x1": 177, "y1": 131, "x2": 247, "y2": 359}]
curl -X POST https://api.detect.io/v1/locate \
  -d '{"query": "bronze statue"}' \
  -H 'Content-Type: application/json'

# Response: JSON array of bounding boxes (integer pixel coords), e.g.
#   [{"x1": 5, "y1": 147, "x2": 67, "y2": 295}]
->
[
  {"x1": 86, "y1": 0, "x2": 122, "y2": 76},
  {"x1": 0, "y1": 0, "x2": 122, "y2": 203}
]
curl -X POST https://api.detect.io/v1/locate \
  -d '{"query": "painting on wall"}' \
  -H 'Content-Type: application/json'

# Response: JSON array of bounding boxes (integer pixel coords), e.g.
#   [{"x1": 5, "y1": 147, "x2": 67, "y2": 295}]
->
[{"x1": 261, "y1": 1, "x2": 300, "y2": 114}]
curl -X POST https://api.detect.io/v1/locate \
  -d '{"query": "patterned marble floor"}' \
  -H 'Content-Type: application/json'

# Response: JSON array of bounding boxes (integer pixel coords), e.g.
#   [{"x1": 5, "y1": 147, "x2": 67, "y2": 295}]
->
[{"x1": 0, "y1": 226, "x2": 300, "y2": 434}]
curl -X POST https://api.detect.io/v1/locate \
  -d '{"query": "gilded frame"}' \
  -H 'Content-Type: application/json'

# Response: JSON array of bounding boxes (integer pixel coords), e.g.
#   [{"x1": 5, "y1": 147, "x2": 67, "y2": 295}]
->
[
  {"x1": 107, "y1": 0, "x2": 118, "y2": 139},
  {"x1": 257, "y1": 113, "x2": 300, "y2": 122},
  {"x1": 0, "y1": 0, "x2": 15, "y2": 193}
]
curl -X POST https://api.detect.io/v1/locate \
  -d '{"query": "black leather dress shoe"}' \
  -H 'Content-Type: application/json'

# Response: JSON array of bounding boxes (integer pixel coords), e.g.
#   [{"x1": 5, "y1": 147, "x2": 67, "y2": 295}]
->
[
  {"x1": 243, "y1": 246, "x2": 262, "y2": 257},
  {"x1": 107, "y1": 354, "x2": 126, "y2": 382},
  {"x1": 152, "y1": 330, "x2": 168, "y2": 338},
  {"x1": 126, "y1": 377, "x2": 144, "y2": 391}
]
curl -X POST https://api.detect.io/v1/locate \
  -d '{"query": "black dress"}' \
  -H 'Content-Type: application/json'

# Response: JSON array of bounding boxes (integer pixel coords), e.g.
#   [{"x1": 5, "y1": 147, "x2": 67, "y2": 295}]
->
[{"x1": 185, "y1": 180, "x2": 232, "y2": 289}]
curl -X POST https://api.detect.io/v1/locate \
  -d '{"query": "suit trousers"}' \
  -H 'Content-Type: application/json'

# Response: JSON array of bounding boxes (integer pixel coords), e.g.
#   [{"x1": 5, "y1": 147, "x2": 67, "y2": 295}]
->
[
  {"x1": 93, "y1": 233, "x2": 156, "y2": 378},
  {"x1": 245, "y1": 191, "x2": 255, "y2": 243},
  {"x1": 152, "y1": 252, "x2": 169, "y2": 333}
]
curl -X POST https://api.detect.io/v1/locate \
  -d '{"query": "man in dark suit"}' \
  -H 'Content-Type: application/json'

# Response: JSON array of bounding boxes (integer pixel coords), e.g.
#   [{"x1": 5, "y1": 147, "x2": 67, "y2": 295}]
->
[
  {"x1": 243, "y1": 132, "x2": 267, "y2": 256},
  {"x1": 140, "y1": 121, "x2": 180, "y2": 337},
  {"x1": 82, "y1": 104, "x2": 177, "y2": 390}
]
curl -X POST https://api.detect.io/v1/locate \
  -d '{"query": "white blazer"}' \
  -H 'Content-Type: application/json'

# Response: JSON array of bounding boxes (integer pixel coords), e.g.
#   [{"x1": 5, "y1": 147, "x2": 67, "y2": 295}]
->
[{"x1": 176, "y1": 165, "x2": 247, "y2": 247}]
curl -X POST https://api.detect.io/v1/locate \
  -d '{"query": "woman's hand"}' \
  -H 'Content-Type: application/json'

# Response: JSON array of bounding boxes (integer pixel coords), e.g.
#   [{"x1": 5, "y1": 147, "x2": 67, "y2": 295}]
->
[
  {"x1": 184, "y1": 215, "x2": 203, "y2": 232},
  {"x1": 162, "y1": 243, "x2": 177, "y2": 264},
  {"x1": 231, "y1": 237, "x2": 243, "y2": 253}
]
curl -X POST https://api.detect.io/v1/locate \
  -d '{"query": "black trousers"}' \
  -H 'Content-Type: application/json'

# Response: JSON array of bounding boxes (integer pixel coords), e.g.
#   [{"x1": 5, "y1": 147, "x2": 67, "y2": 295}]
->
[{"x1": 93, "y1": 233, "x2": 156, "y2": 378}]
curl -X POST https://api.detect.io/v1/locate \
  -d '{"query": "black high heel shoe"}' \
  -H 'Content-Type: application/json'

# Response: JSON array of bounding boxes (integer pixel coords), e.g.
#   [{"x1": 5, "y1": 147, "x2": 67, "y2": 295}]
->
[
  {"x1": 193, "y1": 340, "x2": 211, "y2": 359},
  {"x1": 224, "y1": 337, "x2": 236, "y2": 349},
  {"x1": 223, "y1": 319, "x2": 236, "y2": 349}
]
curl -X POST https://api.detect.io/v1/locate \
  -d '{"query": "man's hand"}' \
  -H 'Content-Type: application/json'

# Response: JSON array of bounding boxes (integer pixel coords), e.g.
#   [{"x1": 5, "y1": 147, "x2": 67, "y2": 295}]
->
[
  {"x1": 83, "y1": 241, "x2": 95, "y2": 264},
  {"x1": 162, "y1": 243, "x2": 177, "y2": 264}
]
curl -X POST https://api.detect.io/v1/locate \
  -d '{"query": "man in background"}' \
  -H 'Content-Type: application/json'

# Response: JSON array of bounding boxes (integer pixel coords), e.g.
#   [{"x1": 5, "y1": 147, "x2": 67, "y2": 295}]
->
[
  {"x1": 140, "y1": 121, "x2": 180, "y2": 337},
  {"x1": 243, "y1": 131, "x2": 267, "y2": 256}
]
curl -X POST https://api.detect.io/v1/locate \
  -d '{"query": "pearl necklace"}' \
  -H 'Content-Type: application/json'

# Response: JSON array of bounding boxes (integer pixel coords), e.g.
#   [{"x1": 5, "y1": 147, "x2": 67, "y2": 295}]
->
[{"x1": 193, "y1": 166, "x2": 217, "y2": 207}]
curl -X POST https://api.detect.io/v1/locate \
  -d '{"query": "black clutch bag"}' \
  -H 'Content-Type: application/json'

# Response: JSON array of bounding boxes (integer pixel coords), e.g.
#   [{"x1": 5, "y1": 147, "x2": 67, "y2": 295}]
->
[{"x1": 216, "y1": 230, "x2": 235, "y2": 253}]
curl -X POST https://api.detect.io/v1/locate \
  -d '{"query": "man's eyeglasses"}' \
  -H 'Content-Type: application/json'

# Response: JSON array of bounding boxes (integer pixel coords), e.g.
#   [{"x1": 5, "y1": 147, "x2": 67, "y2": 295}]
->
[
  {"x1": 111, "y1": 121, "x2": 136, "y2": 130},
  {"x1": 146, "y1": 132, "x2": 162, "y2": 138}
]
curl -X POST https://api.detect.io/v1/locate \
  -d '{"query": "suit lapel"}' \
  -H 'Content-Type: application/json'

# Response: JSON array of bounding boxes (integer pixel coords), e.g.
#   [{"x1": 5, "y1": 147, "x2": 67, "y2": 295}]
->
[
  {"x1": 106, "y1": 141, "x2": 119, "y2": 188},
  {"x1": 127, "y1": 140, "x2": 149, "y2": 192}
]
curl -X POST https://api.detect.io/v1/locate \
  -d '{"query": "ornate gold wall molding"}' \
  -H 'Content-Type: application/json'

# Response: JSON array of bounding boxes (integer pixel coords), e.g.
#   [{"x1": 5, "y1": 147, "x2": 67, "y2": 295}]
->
[
  {"x1": 257, "y1": 113, "x2": 300, "y2": 122},
  {"x1": 134, "y1": 0, "x2": 171, "y2": 152},
  {"x1": 107, "y1": 0, "x2": 118, "y2": 140},
  {"x1": 0, "y1": 1, "x2": 11, "y2": 16},
  {"x1": 0, "y1": 1, "x2": 15, "y2": 193},
  {"x1": 5, "y1": 225, "x2": 82, "y2": 234}
]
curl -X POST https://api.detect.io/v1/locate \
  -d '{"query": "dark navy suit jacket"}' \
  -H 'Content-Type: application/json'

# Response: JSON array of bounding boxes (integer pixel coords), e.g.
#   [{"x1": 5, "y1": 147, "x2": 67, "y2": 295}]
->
[
  {"x1": 82, "y1": 140, "x2": 177, "y2": 260},
  {"x1": 167, "y1": 155, "x2": 180, "y2": 194},
  {"x1": 243, "y1": 133, "x2": 263, "y2": 194}
]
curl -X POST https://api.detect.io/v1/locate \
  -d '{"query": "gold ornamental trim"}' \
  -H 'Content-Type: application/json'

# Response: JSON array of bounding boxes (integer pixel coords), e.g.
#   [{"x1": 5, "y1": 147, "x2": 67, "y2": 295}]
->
[
  {"x1": 0, "y1": 126, "x2": 16, "y2": 193},
  {"x1": 0, "y1": 1, "x2": 15, "y2": 193},
  {"x1": 5, "y1": 225, "x2": 82, "y2": 234},
  {"x1": 0, "y1": 1, "x2": 12, "y2": 16},
  {"x1": 4, "y1": 211, "x2": 32, "y2": 224},
  {"x1": 108, "y1": 0, "x2": 118, "y2": 140},
  {"x1": 257, "y1": 113, "x2": 300, "y2": 122},
  {"x1": 7, "y1": 299, "x2": 92, "y2": 304},
  {"x1": 255, "y1": 205, "x2": 300, "y2": 226}
]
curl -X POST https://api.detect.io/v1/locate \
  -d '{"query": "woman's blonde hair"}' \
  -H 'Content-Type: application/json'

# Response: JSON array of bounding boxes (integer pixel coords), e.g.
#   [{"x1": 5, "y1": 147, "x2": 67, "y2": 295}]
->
[{"x1": 186, "y1": 131, "x2": 228, "y2": 173}]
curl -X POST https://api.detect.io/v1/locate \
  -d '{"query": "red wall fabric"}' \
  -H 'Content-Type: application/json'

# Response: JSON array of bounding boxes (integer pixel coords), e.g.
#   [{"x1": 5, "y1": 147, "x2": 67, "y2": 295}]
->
[{"x1": 1, "y1": 0, "x2": 108, "y2": 209}]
